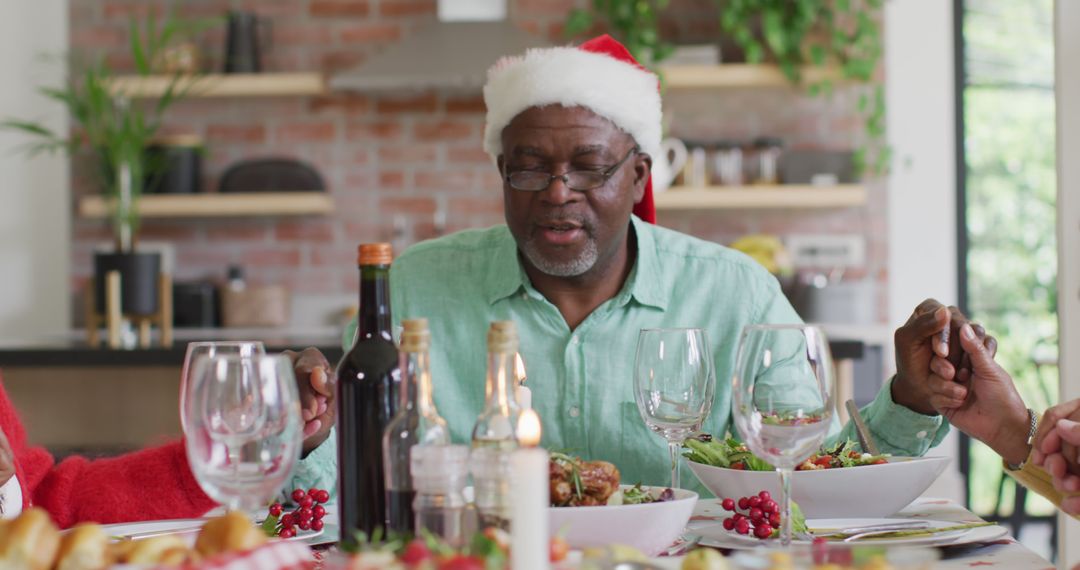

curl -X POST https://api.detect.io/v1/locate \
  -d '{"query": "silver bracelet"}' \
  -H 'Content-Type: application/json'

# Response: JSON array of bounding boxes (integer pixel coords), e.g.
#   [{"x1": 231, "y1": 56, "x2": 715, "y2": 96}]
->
[{"x1": 1006, "y1": 408, "x2": 1039, "y2": 471}]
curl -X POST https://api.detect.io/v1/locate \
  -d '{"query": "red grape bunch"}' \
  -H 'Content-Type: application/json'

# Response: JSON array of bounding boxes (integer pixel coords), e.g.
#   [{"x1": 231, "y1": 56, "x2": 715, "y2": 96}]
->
[
  {"x1": 264, "y1": 488, "x2": 331, "y2": 539},
  {"x1": 719, "y1": 490, "x2": 781, "y2": 540}
]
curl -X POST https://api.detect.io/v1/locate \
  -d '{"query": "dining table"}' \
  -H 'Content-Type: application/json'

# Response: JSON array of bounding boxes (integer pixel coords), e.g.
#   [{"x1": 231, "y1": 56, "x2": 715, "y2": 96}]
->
[{"x1": 686, "y1": 497, "x2": 1055, "y2": 569}]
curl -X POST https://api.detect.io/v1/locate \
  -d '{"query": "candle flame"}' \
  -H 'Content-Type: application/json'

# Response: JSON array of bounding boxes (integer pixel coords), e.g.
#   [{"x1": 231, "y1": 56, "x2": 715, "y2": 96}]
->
[
  {"x1": 515, "y1": 353, "x2": 527, "y2": 386},
  {"x1": 517, "y1": 408, "x2": 542, "y2": 447}
]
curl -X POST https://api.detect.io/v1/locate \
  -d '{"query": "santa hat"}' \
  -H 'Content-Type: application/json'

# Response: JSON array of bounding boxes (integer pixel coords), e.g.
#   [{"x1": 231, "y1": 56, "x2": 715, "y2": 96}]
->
[{"x1": 482, "y1": 35, "x2": 660, "y2": 224}]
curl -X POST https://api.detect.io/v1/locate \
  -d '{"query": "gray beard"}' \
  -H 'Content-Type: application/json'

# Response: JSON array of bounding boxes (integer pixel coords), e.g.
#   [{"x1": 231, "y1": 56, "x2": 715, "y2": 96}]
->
[{"x1": 520, "y1": 236, "x2": 599, "y2": 277}]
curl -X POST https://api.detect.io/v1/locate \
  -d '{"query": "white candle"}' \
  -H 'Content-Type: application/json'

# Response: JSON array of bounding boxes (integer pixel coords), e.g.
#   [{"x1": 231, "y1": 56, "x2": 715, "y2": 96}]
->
[
  {"x1": 511, "y1": 409, "x2": 549, "y2": 570},
  {"x1": 515, "y1": 353, "x2": 531, "y2": 410}
]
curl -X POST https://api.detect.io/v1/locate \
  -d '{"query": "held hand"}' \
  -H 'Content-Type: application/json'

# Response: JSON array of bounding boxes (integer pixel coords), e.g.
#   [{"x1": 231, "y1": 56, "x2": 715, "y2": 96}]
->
[
  {"x1": 0, "y1": 428, "x2": 13, "y2": 488},
  {"x1": 892, "y1": 299, "x2": 994, "y2": 415},
  {"x1": 1034, "y1": 401, "x2": 1080, "y2": 504},
  {"x1": 283, "y1": 347, "x2": 336, "y2": 456},
  {"x1": 931, "y1": 324, "x2": 1030, "y2": 466}
]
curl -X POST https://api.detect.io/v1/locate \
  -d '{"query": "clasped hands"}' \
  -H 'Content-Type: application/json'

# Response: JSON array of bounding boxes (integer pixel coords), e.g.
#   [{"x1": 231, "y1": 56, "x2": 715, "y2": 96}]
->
[{"x1": 893, "y1": 299, "x2": 1080, "y2": 514}]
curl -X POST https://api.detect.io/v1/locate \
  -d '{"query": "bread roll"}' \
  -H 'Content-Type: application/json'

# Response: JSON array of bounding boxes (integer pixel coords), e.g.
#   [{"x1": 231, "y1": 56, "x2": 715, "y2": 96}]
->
[
  {"x1": 54, "y1": 523, "x2": 107, "y2": 570},
  {"x1": 0, "y1": 508, "x2": 60, "y2": 570},
  {"x1": 194, "y1": 512, "x2": 265, "y2": 558},
  {"x1": 122, "y1": 534, "x2": 190, "y2": 567}
]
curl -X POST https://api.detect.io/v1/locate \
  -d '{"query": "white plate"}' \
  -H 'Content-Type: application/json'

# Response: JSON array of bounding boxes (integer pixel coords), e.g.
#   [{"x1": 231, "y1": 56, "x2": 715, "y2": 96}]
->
[
  {"x1": 548, "y1": 485, "x2": 697, "y2": 557},
  {"x1": 693, "y1": 517, "x2": 1008, "y2": 550},
  {"x1": 98, "y1": 518, "x2": 327, "y2": 545},
  {"x1": 688, "y1": 456, "x2": 951, "y2": 518}
]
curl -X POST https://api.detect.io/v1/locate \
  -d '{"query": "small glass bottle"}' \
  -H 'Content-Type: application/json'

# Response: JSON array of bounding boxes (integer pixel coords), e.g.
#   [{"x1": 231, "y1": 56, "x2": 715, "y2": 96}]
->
[
  {"x1": 412, "y1": 444, "x2": 469, "y2": 547},
  {"x1": 383, "y1": 318, "x2": 450, "y2": 534},
  {"x1": 752, "y1": 137, "x2": 784, "y2": 185},
  {"x1": 471, "y1": 321, "x2": 521, "y2": 449},
  {"x1": 470, "y1": 447, "x2": 514, "y2": 531},
  {"x1": 711, "y1": 140, "x2": 744, "y2": 186}
]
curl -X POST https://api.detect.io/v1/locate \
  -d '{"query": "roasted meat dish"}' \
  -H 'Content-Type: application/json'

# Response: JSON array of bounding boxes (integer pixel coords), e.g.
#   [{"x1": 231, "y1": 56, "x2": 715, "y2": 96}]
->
[{"x1": 549, "y1": 453, "x2": 621, "y2": 507}]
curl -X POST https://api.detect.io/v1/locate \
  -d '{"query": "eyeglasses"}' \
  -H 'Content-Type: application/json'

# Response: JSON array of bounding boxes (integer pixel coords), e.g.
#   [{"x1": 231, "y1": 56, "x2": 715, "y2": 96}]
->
[{"x1": 504, "y1": 146, "x2": 640, "y2": 192}]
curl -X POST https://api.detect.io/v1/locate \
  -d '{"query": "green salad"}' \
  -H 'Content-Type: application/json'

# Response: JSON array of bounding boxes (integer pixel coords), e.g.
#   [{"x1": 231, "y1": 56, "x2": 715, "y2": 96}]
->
[{"x1": 683, "y1": 436, "x2": 890, "y2": 471}]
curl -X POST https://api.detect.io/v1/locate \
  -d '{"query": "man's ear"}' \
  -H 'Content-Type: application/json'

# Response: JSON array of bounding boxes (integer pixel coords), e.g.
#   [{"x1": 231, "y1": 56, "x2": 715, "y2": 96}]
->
[{"x1": 633, "y1": 152, "x2": 652, "y2": 203}]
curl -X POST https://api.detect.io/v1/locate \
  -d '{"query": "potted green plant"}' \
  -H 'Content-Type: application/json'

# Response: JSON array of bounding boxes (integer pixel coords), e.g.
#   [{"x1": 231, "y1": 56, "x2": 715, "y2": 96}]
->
[
  {"x1": 565, "y1": 0, "x2": 675, "y2": 68},
  {"x1": 3, "y1": 12, "x2": 213, "y2": 325}
]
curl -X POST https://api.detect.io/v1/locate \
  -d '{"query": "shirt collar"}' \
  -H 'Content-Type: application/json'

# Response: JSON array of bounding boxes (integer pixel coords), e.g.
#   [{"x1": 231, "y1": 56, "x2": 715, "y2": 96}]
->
[
  {"x1": 486, "y1": 228, "x2": 528, "y2": 305},
  {"x1": 622, "y1": 215, "x2": 667, "y2": 311},
  {"x1": 484, "y1": 216, "x2": 668, "y2": 311}
]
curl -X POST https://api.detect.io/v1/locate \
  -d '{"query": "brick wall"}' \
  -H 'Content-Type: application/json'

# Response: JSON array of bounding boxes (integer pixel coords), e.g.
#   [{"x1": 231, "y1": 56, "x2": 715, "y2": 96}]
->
[{"x1": 68, "y1": 0, "x2": 887, "y2": 324}]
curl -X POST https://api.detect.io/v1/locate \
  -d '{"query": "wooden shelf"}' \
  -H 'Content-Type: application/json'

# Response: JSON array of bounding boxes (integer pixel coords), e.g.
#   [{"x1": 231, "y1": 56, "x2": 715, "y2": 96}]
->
[
  {"x1": 661, "y1": 64, "x2": 843, "y2": 89},
  {"x1": 654, "y1": 185, "x2": 866, "y2": 210},
  {"x1": 107, "y1": 72, "x2": 326, "y2": 99},
  {"x1": 77, "y1": 192, "x2": 334, "y2": 219}
]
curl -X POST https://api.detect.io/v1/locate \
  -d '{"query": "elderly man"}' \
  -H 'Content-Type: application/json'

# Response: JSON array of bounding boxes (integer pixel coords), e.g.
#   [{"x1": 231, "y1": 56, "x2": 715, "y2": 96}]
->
[{"x1": 287, "y1": 36, "x2": 1003, "y2": 489}]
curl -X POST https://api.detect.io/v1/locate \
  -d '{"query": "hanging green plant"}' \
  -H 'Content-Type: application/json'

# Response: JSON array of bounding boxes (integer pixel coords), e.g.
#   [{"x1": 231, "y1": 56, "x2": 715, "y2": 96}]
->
[
  {"x1": 565, "y1": 0, "x2": 675, "y2": 68},
  {"x1": 565, "y1": 0, "x2": 890, "y2": 176},
  {"x1": 717, "y1": 0, "x2": 888, "y2": 174}
]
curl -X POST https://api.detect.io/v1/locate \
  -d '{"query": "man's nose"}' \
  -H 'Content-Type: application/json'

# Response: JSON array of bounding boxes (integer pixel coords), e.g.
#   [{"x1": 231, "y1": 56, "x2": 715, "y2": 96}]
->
[{"x1": 540, "y1": 173, "x2": 578, "y2": 206}]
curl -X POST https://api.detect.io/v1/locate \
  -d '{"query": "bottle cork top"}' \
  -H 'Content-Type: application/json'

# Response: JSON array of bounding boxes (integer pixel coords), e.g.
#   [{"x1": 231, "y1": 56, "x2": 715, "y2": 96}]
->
[
  {"x1": 357, "y1": 243, "x2": 393, "y2": 266},
  {"x1": 400, "y1": 318, "x2": 430, "y2": 352},
  {"x1": 487, "y1": 320, "x2": 518, "y2": 353}
]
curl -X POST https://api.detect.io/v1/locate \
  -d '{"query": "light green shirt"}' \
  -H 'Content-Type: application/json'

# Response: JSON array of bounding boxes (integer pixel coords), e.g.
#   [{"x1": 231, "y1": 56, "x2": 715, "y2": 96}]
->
[{"x1": 294, "y1": 216, "x2": 947, "y2": 494}]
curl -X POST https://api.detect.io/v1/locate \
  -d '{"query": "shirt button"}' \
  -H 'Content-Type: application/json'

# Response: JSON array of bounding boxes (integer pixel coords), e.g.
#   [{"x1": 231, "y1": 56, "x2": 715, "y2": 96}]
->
[
  {"x1": 568, "y1": 406, "x2": 581, "y2": 418},
  {"x1": 916, "y1": 430, "x2": 928, "y2": 440},
  {"x1": 520, "y1": 292, "x2": 528, "y2": 300},
  {"x1": 570, "y1": 336, "x2": 580, "y2": 346}
]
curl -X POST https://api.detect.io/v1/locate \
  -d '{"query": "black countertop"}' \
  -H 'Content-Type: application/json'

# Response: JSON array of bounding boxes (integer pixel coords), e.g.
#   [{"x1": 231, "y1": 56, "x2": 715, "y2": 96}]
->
[{"x1": 0, "y1": 331, "x2": 863, "y2": 367}]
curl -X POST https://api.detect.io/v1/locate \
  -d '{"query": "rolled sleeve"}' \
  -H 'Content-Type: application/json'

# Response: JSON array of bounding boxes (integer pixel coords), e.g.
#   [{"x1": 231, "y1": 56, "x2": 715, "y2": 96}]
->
[
  {"x1": 283, "y1": 427, "x2": 338, "y2": 503},
  {"x1": 846, "y1": 377, "x2": 948, "y2": 456}
]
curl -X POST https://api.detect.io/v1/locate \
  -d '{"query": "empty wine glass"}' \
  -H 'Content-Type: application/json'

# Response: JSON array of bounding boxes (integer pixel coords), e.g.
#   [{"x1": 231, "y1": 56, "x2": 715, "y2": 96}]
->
[
  {"x1": 634, "y1": 328, "x2": 716, "y2": 489},
  {"x1": 732, "y1": 324, "x2": 835, "y2": 546},
  {"x1": 179, "y1": 341, "x2": 265, "y2": 433},
  {"x1": 184, "y1": 353, "x2": 302, "y2": 512}
]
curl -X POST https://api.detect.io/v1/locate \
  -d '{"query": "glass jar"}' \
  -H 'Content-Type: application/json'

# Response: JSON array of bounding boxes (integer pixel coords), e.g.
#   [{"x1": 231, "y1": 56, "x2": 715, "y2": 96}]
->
[
  {"x1": 751, "y1": 137, "x2": 784, "y2": 185},
  {"x1": 412, "y1": 444, "x2": 469, "y2": 547},
  {"x1": 469, "y1": 447, "x2": 513, "y2": 531},
  {"x1": 711, "y1": 140, "x2": 744, "y2": 186}
]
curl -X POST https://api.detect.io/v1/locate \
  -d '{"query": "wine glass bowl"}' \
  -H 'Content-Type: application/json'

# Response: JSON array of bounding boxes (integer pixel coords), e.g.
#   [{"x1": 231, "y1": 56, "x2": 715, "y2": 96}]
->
[
  {"x1": 184, "y1": 353, "x2": 302, "y2": 512},
  {"x1": 179, "y1": 341, "x2": 265, "y2": 434},
  {"x1": 732, "y1": 324, "x2": 835, "y2": 545},
  {"x1": 633, "y1": 328, "x2": 716, "y2": 489}
]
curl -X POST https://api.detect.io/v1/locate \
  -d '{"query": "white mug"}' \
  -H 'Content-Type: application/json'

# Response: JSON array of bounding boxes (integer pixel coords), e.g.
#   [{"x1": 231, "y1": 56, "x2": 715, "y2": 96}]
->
[{"x1": 650, "y1": 138, "x2": 688, "y2": 193}]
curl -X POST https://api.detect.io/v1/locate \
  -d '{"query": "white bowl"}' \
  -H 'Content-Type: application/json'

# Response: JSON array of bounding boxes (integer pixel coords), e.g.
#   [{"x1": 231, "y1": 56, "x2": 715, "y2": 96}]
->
[
  {"x1": 548, "y1": 486, "x2": 698, "y2": 556},
  {"x1": 687, "y1": 456, "x2": 950, "y2": 518}
]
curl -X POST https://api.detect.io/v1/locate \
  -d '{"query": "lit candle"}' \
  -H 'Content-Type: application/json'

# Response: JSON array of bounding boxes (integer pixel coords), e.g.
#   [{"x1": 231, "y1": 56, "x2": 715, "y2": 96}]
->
[
  {"x1": 514, "y1": 352, "x2": 532, "y2": 410},
  {"x1": 511, "y1": 409, "x2": 549, "y2": 570}
]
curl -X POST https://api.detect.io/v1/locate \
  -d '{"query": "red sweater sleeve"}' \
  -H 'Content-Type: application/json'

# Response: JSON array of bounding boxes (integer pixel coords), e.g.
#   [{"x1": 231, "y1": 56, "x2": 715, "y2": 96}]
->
[{"x1": 0, "y1": 372, "x2": 217, "y2": 528}]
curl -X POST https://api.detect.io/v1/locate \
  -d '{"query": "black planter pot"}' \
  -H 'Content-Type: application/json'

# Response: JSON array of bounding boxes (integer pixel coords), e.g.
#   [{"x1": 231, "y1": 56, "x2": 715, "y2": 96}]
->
[{"x1": 93, "y1": 251, "x2": 162, "y2": 316}]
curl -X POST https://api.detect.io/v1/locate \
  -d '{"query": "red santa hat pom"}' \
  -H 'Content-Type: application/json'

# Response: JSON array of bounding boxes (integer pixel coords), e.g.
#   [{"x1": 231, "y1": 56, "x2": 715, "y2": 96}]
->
[{"x1": 482, "y1": 34, "x2": 660, "y2": 223}]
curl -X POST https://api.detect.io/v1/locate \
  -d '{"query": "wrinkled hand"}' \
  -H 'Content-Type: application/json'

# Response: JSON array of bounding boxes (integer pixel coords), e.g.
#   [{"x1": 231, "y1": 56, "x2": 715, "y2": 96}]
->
[
  {"x1": 928, "y1": 323, "x2": 1029, "y2": 466},
  {"x1": 1032, "y1": 400, "x2": 1080, "y2": 515},
  {"x1": 892, "y1": 299, "x2": 995, "y2": 415},
  {"x1": 283, "y1": 348, "x2": 336, "y2": 456},
  {"x1": 0, "y1": 428, "x2": 13, "y2": 488}
]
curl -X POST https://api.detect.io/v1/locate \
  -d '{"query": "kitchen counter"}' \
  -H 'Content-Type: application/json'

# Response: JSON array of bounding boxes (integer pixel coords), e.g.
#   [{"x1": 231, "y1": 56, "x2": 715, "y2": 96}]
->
[{"x1": 0, "y1": 327, "x2": 346, "y2": 367}]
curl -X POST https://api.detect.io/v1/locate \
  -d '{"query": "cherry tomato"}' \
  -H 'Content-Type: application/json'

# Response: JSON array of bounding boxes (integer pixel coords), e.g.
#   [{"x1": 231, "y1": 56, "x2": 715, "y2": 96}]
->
[
  {"x1": 291, "y1": 489, "x2": 306, "y2": 502},
  {"x1": 437, "y1": 555, "x2": 486, "y2": 570},
  {"x1": 400, "y1": 539, "x2": 434, "y2": 566},
  {"x1": 549, "y1": 536, "x2": 570, "y2": 562}
]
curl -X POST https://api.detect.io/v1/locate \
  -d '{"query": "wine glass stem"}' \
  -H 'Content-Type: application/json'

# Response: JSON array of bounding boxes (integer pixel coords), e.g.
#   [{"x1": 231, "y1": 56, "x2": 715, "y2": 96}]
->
[
  {"x1": 667, "y1": 441, "x2": 681, "y2": 489},
  {"x1": 779, "y1": 467, "x2": 794, "y2": 546}
]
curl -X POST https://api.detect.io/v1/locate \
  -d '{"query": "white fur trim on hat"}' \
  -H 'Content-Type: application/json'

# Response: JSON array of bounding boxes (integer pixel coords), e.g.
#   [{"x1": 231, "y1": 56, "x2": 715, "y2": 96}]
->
[{"x1": 482, "y1": 46, "x2": 662, "y2": 162}]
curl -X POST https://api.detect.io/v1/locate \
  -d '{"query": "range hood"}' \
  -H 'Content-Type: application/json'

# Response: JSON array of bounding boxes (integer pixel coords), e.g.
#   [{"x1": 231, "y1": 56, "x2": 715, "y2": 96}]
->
[{"x1": 330, "y1": 1, "x2": 551, "y2": 93}]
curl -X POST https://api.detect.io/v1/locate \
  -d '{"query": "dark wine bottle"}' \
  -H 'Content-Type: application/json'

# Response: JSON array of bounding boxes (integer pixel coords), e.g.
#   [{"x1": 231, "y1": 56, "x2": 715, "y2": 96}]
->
[{"x1": 336, "y1": 243, "x2": 399, "y2": 547}]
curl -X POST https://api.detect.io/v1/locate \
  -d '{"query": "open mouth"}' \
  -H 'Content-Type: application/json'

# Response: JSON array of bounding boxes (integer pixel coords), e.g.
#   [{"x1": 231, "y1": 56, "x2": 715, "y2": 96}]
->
[{"x1": 535, "y1": 220, "x2": 587, "y2": 245}]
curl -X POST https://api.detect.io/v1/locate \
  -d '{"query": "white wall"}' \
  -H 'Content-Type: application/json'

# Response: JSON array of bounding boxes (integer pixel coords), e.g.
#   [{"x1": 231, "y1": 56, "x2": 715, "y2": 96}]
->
[
  {"x1": 1055, "y1": 0, "x2": 1080, "y2": 565},
  {"x1": 884, "y1": 0, "x2": 965, "y2": 503},
  {"x1": 0, "y1": 2, "x2": 70, "y2": 338}
]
